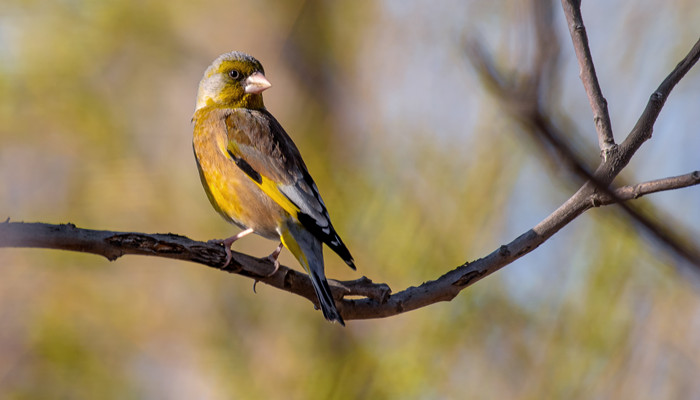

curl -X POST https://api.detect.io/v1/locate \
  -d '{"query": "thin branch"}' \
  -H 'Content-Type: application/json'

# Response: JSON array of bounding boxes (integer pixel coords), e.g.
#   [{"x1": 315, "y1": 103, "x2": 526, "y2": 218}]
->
[
  {"x1": 467, "y1": 33, "x2": 700, "y2": 268},
  {"x1": 561, "y1": 0, "x2": 616, "y2": 154},
  {"x1": 531, "y1": 109, "x2": 700, "y2": 267},
  {"x1": 611, "y1": 36, "x2": 700, "y2": 179},
  {"x1": 594, "y1": 171, "x2": 700, "y2": 205}
]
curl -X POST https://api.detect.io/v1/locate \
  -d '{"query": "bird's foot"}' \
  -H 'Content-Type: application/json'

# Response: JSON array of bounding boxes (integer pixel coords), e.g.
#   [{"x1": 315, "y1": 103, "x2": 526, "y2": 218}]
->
[
  {"x1": 209, "y1": 228, "x2": 254, "y2": 268},
  {"x1": 264, "y1": 242, "x2": 284, "y2": 277},
  {"x1": 253, "y1": 242, "x2": 284, "y2": 293}
]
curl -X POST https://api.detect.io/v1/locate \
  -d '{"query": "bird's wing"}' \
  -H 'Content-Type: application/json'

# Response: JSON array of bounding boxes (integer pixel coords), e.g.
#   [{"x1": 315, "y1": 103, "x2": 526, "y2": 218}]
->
[{"x1": 221, "y1": 108, "x2": 355, "y2": 268}]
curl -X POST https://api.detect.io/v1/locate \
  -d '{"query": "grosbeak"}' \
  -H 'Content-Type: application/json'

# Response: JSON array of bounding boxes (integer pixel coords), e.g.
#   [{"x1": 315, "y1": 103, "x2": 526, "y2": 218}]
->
[{"x1": 192, "y1": 51, "x2": 354, "y2": 325}]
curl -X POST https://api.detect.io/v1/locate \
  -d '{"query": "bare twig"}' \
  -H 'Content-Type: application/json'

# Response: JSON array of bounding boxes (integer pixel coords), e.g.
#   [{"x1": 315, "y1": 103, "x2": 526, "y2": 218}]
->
[
  {"x1": 467, "y1": 27, "x2": 700, "y2": 268},
  {"x1": 611, "y1": 36, "x2": 700, "y2": 179},
  {"x1": 561, "y1": 0, "x2": 615, "y2": 155},
  {"x1": 594, "y1": 171, "x2": 700, "y2": 205},
  {"x1": 530, "y1": 106, "x2": 700, "y2": 267}
]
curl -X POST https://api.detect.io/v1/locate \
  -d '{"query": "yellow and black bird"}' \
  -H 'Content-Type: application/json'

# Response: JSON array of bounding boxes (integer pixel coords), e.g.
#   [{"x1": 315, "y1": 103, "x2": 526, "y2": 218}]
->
[{"x1": 192, "y1": 51, "x2": 355, "y2": 325}]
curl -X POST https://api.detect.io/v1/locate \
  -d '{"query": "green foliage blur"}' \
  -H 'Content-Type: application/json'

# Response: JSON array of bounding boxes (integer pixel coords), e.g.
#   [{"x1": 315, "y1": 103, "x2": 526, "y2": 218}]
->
[{"x1": 2, "y1": 0, "x2": 700, "y2": 398}]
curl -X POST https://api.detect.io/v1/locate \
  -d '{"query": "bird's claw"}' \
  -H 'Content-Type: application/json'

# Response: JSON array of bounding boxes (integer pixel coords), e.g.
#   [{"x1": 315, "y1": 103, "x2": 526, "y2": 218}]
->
[
  {"x1": 208, "y1": 238, "x2": 234, "y2": 268},
  {"x1": 253, "y1": 243, "x2": 284, "y2": 293},
  {"x1": 264, "y1": 244, "x2": 283, "y2": 278}
]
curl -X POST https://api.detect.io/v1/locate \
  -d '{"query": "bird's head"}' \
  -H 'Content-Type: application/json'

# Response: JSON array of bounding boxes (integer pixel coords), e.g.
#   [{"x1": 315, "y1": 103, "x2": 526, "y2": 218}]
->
[{"x1": 195, "y1": 51, "x2": 271, "y2": 111}]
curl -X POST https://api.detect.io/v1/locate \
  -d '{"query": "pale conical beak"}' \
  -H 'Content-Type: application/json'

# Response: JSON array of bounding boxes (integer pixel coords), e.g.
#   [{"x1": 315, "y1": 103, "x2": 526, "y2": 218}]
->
[{"x1": 244, "y1": 72, "x2": 272, "y2": 94}]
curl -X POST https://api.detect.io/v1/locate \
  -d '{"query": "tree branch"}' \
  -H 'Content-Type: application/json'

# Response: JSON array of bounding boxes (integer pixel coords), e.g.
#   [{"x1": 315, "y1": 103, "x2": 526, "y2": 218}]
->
[
  {"x1": 2, "y1": 15, "x2": 700, "y2": 322},
  {"x1": 467, "y1": 28, "x2": 700, "y2": 268},
  {"x1": 561, "y1": 0, "x2": 616, "y2": 155},
  {"x1": 5, "y1": 158, "x2": 700, "y2": 322},
  {"x1": 612, "y1": 36, "x2": 700, "y2": 179},
  {"x1": 0, "y1": 221, "x2": 392, "y2": 308},
  {"x1": 593, "y1": 171, "x2": 700, "y2": 205}
]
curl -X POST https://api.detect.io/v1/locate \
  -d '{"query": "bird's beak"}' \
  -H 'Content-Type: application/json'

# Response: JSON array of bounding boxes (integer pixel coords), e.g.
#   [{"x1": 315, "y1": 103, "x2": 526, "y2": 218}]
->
[{"x1": 244, "y1": 72, "x2": 272, "y2": 94}]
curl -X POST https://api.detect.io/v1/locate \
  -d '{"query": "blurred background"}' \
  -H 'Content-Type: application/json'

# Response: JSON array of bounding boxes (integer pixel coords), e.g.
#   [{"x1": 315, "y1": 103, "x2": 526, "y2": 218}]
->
[{"x1": 1, "y1": 0, "x2": 700, "y2": 398}]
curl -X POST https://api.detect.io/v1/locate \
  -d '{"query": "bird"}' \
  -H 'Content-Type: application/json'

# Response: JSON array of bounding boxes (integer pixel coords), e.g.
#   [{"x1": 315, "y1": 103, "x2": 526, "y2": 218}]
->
[{"x1": 192, "y1": 51, "x2": 355, "y2": 325}]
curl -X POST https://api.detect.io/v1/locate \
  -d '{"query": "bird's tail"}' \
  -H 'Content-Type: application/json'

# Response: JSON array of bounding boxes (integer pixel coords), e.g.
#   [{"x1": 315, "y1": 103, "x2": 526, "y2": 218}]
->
[{"x1": 280, "y1": 221, "x2": 344, "y2": 326}]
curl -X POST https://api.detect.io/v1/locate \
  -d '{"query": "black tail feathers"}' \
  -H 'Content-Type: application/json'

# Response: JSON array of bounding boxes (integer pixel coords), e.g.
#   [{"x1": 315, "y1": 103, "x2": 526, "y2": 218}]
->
[{"x1": 309, "y1": 269, "x2": 344, "y2": 326}]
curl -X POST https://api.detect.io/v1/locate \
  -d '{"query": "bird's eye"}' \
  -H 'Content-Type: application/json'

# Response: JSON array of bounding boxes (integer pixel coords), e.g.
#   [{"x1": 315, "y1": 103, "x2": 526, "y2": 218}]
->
[{"x1": 228, "y1": 70, "x2": 241, "y2": 80}]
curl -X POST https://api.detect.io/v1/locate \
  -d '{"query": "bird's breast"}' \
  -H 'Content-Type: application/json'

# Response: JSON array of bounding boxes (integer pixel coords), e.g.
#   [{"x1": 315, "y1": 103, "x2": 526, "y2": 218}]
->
[{"x1": 192, "y1": 107, "x2": 285, "y2": 240}]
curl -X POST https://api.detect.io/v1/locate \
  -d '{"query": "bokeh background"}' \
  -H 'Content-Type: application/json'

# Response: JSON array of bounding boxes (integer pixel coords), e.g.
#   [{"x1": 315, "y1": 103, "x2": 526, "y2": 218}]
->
[{"x1": 2, "y1": 0, "x2": 700, "y2": 398}]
